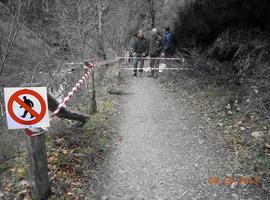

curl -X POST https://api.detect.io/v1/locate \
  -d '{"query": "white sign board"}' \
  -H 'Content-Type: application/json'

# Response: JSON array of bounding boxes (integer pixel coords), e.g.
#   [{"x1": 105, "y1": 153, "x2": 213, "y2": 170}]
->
[{"x1": 4, "y1": 87, "x2": 50, "y2": 129}]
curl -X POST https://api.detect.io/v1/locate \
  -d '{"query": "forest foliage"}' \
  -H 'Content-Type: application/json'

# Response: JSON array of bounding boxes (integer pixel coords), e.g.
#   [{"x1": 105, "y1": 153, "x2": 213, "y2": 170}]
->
[
  {"x1": 1, "y1": 0, "x2": 270, "y2": 198},
  {"x1": 0, "y1": 0, "x2": 167, "y2": 162}
]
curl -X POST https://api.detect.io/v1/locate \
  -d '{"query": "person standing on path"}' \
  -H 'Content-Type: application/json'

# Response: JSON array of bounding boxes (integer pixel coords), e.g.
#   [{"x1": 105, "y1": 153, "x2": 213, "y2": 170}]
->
[
  {"x1": 161, "y1": 25, "x2": 175, "y2": 58},
  {"x1": 132, "y1": 30, "x2": 149, "y2": 77},
  {"x1": 148, "y1": 28, "x2": 163, "y2": 78}
]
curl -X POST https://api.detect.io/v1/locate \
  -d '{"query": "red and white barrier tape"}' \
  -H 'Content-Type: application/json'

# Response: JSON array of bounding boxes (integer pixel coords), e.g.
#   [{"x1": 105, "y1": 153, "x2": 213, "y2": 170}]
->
[
  {"x1": 93, "y1": 58, "x2": 119, "y2": 66},
  {"x1": 51, "y1": 63, "x2": 93, "y2": 117},
  {"x1": 25, "y1": 128, "x2": 47, "y2": 137},
  {"x1": 51, "y1": 59, "x2": 119, "y2": 118},
  {"x1": 27, "y1": 58, "x2": 119, "y2": 137},
  {"x1": 120, "y1": 67, "x2": 193, "y2": 72},
  {"x1": 118, "y1": 56, "x2": 185, "y2": 62},
  {"x1": 64, "y1": 57, "x2": 119, "y2": 65},
  {"x1": 64, "y1": 56, "x2": 184, "y2": 65},
  {"x1": 27, "y1": 56, "x2": 184, "y2": 137},
  {"x1": 26, "y1": 62, "x2": 94, "y2": 137}
]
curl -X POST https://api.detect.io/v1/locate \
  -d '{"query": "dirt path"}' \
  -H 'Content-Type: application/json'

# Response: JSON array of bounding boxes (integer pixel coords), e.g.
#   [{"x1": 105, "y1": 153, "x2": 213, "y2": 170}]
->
[{"x1": 94, "y1": 75, "x2": 268, "y2": 200}]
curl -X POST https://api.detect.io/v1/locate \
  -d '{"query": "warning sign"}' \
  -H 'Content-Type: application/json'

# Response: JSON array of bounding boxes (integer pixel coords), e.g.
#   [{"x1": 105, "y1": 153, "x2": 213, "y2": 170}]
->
[{"x1": 4, "y1": 87, "x2": 50, "y2": 129}]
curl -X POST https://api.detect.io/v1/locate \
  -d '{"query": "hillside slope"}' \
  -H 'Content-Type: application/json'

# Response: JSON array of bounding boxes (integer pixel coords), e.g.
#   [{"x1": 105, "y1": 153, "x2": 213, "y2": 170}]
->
[{"x1": 158, "y1": 0, "x2": 270, "y2": 181}]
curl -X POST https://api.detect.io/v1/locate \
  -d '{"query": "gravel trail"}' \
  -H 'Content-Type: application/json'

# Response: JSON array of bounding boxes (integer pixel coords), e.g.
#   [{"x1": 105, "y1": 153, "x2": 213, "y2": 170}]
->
[{"x1": 95, "y1": 75, "x2": 268, "y2": 200}]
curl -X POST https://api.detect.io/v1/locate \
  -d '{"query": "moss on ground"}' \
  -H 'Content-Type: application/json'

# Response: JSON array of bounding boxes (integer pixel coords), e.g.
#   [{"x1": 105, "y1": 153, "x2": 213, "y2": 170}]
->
[
  {"x1": 0, "y1": 162, "x2": 8, "y2": 175},
  {"x1": 167, "y1": 75, "x2": 270, "y2": 176},
  {"x1": 192, "y1": 85, "x2": 270, "y2": 173}
]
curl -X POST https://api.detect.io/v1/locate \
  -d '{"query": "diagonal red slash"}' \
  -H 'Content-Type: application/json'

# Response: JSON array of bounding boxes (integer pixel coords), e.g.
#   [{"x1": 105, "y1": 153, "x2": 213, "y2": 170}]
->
[{"x1": 15, "y1": 97, "x2": 40, "y2": 118}]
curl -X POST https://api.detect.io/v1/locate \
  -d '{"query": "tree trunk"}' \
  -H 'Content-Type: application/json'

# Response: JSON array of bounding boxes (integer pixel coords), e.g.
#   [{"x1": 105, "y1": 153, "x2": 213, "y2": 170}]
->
[
  {"x1": 47, "y1": 93, "x2": 90, "y2": 122},
  {"x1": 21, "y1": 83, "x2": 90, "y2": 122},
  {"x1": 148, "y1": 0, "x2": 156, "y2": 28},
  {"x1": 97, "y1": 0, "x2": 106, "y2": 59}
]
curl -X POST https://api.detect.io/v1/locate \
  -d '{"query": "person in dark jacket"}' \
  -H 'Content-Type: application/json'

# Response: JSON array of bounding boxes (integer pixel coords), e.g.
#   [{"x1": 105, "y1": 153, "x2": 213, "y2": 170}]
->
[
  {"x1": 161, "y1": 25, "x2": 175, "y2": 57},
  {"x1": 148, "y1": 28, "x2": 163, "y2": 78},
  {"x1": 133, "y1": 30, "x2": 149, "y2": 77}
]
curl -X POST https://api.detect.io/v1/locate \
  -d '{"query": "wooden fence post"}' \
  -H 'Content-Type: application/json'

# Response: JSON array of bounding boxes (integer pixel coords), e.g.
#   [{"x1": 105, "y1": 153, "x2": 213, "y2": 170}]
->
[
  {"x1": 21, "y1": 79, "x2": 91, "y2": 199},
  {"x1": 118, "y1": 59, "x2": 123, "y2": 82},
  {"x1": 20, "y1": 83, "x2": 50, "y2": 199},
  {"x1": 90, "y1": 71, "x2": 97, "y2": 114},
  {"x1": 27, "y1": 132, "x2": 50, "y2": 200}
]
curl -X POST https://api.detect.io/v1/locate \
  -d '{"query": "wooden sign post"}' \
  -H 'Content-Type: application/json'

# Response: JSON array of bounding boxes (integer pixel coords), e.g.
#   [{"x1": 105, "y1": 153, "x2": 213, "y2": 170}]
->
[{"x1": 26, "y1": 130, "x2": 51, "y2": 200}]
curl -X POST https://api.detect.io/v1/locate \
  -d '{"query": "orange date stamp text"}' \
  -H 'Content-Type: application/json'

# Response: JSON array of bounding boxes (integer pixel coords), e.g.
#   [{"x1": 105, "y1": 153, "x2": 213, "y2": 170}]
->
[{"x1": 208, "y1": 176, "x2": 260, "y2": 186}]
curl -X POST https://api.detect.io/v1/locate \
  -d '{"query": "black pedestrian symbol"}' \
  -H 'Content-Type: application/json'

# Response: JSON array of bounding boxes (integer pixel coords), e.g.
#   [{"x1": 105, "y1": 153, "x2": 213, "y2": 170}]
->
[{"x1": 20, "y1": 96, "x2": 35, "y2": 118}]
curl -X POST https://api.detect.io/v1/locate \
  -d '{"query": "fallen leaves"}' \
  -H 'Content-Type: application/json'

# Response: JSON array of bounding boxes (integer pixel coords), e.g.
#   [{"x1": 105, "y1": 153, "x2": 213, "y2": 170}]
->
[
  {"x1": 0, "y1": 156, "x2": 30, "y2": 199},
  {"x1": 251, "y1": 131, "x2": 264, "y2": 140},
  {"x1": 4, "y1": 183, "x2": 13, "y2": 192},
  {"x1": 240, "y1": 126, "x2": 246, "y2": 131},
  {"x1": 46, "y1": 139, "x2": 90, "y2": 199},
  {"x1": 62, "y1": 149, "x2": 68, "y2": 155}
]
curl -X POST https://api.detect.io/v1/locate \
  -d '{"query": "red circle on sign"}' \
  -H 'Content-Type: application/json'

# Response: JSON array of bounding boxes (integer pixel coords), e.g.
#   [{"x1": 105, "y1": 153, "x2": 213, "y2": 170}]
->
[{"x1": 7, "y1": 89, "x2": 47, "y2": 125}]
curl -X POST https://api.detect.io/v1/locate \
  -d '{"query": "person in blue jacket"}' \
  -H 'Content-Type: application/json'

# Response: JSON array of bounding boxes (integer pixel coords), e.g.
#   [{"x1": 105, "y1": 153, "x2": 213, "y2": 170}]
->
[{"x1": 161, "y1": 25, "x2": 175, "y2": 57}]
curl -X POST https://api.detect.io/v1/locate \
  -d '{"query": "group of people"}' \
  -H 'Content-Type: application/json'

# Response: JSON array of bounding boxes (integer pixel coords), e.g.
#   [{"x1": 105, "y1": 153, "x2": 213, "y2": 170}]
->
[{"x1": 132, "y1": 26, "x2": 175, "y2": 78}]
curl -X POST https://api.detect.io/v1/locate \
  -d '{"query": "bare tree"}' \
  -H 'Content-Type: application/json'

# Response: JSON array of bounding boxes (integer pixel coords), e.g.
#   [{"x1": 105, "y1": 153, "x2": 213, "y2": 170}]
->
[
  {"x1": 96, "y1": 0, "x2": 107, "y2": 59},
  {"x1": 0, "y1": 0, "x2": 32, "y2": 75},
  {"x1": 42, "y1": 0, "x2": 49, "y2": 13},
  {"x1": 146, "y1": 0, "x2": 156, "y2": 28},
  {"x1": 103, "y1": 0, "x2": 147, "y2": 53}
]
